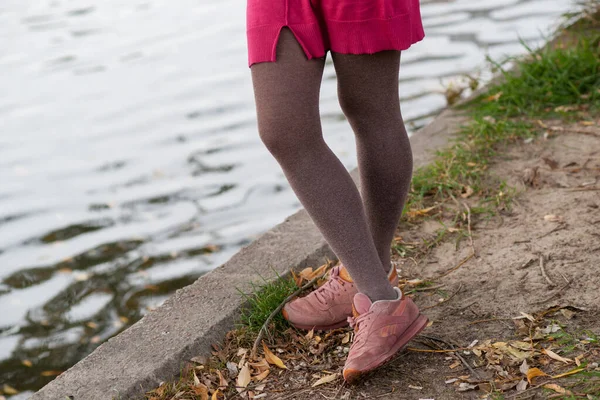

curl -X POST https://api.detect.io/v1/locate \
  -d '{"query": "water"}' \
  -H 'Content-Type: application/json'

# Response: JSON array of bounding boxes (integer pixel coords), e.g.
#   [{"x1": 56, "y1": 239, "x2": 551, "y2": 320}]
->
[{"x1": 0, "y1": 0, "x2": 579, "y2": 395}]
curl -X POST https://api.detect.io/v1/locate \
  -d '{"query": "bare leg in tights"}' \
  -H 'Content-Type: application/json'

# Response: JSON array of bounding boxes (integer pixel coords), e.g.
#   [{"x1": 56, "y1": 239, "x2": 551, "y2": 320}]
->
[{"x1": 251, "y1": 29, "x2": 412, "y2": 302}]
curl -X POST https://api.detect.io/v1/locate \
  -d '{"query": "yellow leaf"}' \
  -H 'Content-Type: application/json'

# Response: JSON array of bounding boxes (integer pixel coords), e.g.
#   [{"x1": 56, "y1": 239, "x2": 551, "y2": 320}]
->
[
  {"x1": 253, "y1": 369, "x2": 270, "y2": 382},
  {"x1": 580, "y1": 121, "x2": 595, "y2": 126},
  {"x1": 41, "y1": 370, "x2": 62, "y2": 376},
  {"x1": 263, "y1": 342, "x2": 287, "y2": 369},
  {"x1": 407, "y1": 206, "x2": 437, "y2": 218},
  {"x1": 236, "y1": 363, "x2": 251, "y2": 393},
  {"x1": 211, "y1": 389, "x2": 222, "y2": 400},
  {"x1": 21, "y1": 360, "x2": 33, "y2": 367},
  {"x1": 543, "y1": 383, "x2": 570, "y2": 394},
  {"x1": 551, "y1": 367, "x2": 584, "y2": 379},
  {"x1": 308, "y1": 264, "x2": 328, "y2": 280},
  {"x1": 312, "y1": 373, "x2": 339, "y2": 387},
  {"x1": 526, "y1": 368, "x2": 548, "y2": 383},
  {"x1": 193, "y1": 371, "x2": 201, "y2": 386},
  {"x1": 2, "y1": 385, "x2": 18, "y2": 395},
  {"x1": 305, "y1": 329, "x2": 314, "y2": 340},
  {"x1": 542, "y1": 348, "x2": 572, "y2": 364},
  {"x1": 484, "y1": 91, "x2": 503, "y2": 102}
]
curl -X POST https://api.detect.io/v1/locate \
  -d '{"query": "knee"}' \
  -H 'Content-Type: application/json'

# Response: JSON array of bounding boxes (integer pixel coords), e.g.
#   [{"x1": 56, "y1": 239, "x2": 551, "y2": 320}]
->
[
  {"x1": 338, "y1": 87, "x2": 377, "y2": 122},
  {"x1": 338, "y1": 86, "x2": 399, "y2": 126},
  {"x1": 257, "y1": 113, "x2": 313, "y2": 159}
]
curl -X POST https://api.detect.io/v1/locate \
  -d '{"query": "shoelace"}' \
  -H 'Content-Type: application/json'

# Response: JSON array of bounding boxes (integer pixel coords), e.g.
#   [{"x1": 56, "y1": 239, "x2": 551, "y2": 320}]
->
[
  {"x1": 312, "y1": 267, "x2": 347, "y2": 305},
  {"x1": 347, "y1": 311, "x2": 373, "y2": 347}
]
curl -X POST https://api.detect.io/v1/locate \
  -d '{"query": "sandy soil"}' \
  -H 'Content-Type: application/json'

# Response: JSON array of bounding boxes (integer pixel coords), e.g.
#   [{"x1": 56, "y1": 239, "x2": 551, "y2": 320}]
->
[{"x1": 274, "y1": 120, "x2": 600, "y2": 400}]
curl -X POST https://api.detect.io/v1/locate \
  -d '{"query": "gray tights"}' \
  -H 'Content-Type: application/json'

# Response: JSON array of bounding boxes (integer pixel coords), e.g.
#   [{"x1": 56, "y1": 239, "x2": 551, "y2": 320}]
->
[{"x1": 251, "y1": 29, "x2": 413, "y2": 301}]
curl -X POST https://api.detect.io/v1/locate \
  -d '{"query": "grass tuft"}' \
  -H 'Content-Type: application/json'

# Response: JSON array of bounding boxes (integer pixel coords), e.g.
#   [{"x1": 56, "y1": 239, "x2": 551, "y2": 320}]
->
[{"x1": 237, "y1": 274, "x2": 297, "y2": 333}]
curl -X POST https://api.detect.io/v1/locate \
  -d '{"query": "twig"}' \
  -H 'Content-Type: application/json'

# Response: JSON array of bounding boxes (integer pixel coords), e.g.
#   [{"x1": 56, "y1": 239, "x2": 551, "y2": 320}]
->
[
  {"x1": 251, "y1": 268, "x2": 331, "y2": 358},
  {"x1": 538, "y1": 254, "x2": 555, "y2": 286},
  {"x1": 462, "y1": 201, "x2": 477, "y2": 257},
  {"x1": 405, "y1": 284, "x2": 445, "y2": 293},
  {"x1": 567, "y1": 186, "x2": 600, "y2": 192},
  {"x1": 421, "y1": 283, "x2": 463, "y2": 311},
  {"x1": 419, "y1": 335, "x2": 481, "y2": 380},
  {"x1": 467, "y1": 317, "x2": 514, "y2": 325},
  {"x1": 532, "y1": 281, "x2": 571, "y2": 304},
  {"x1": 517, "y1": 258, "x2": 536, "y2": 270},
  {"x1": 435, "y1": 253, "x2": 474, "y2": 279},
  {"x1": 537, "y1": 224, "x2": 567, "y2": 239}
]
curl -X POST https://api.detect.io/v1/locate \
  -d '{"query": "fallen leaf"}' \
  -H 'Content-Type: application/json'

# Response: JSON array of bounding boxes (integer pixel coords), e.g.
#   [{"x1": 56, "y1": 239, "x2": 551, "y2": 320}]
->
[
  {"x1": 449, "y1": 361, "x2": 461, "y2": 369},
  {"x1": 560, "y1": 309, "x2": 575, "y2": 319},
  {"x1": 408, "y1": 384, "x2": 423, "y2": 390},
  {"x1": 253, "y1": 369, "x2": 270, "y2": 382},
  {"x1": 41, "y1": 370, "x2": 62, "y2": 376},
  {"x1": 519, "y1": 359, "x2": 529, "y2": 375},
  {"x1": 226, "y1": 361, "x2": 238, "y2": 375},
  {"x1": 341, "y1": 332, "x2": 350, "y2": 344},
  {"x1": 407, "y1": 206, "x2": 437, "y2": 218},
  {"x1": 485, "y1": 91, "x2": 503, "y2": 102},
  {"x1": 2, "y1": 385, "x2": 18, "y2": 395},
  {"x1": 526, "y1": 368, "x2": 548, "y2": 383},
  {"x1": 551, "y1": 367, "x2": 584, "y2": 379},
  {"x1": 237, "y1": 363, "x2": 251, "y2": 393},
  {"x1": 544, "y1": 214, "x2": 564, "y2": 223},
  {"x1": 263, "y1": 343, "x2": 287, "y2": 369},
  {"x1": 461, "y1": 186, "x2": 474, "y2": 198},
  {"x1": 575, "y1": 354, "x2": 584, "y2": 367},
  {"x1": 580, "y1": 121, "x2": 594, "y2": 126},
  {"x1": 299, "y1": 267, "x2": 314, "y2": 281},
  {"x1": 445, "y1": 378, "x2": 459, "y2": 384},
  {"x1": 543, "y1": 348, "x2": 573, "y2": 364},
  {"x1": 249, "y1": 359, "x2": 270, "y2": 373},
  {"x1": 211, "y1": 389, "x2": 222, "y2": 400},
  {"x1": 516, "y1": 379, "x2": 528, "y2": 392},
  {"x1": 312, "y1": 373, "x2": 339, "y2": 387},
  {"x1": 544, "y1": 383, "x2": 570, "y2": 394},
  {"x1": 457, "y1": 382, "x2": 477, "y2": 392},
  {"x1": 542, "y1": 157, "x2": 559, "y2": 170},
  {"x1": 22, "y1": 360, "x2": 33, "y2": 367},
  {"x1": 192, "y1": 383, "x2": 209, "y2": 400},
  {"x1": 217, "y1": 370, "x2": 228, "y2": 389},
  {"x1": 305, "y1": 329, "x2": 314, "y2": 340}
]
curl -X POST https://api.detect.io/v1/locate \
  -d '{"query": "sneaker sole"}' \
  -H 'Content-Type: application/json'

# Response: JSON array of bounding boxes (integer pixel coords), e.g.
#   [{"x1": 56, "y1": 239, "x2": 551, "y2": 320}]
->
[
  {"x1": 343, "y1": 313, "x2": 429, "y2": 384},
  {"x1": 287, "y1": 319, "x2": 350, "y2": 331}
]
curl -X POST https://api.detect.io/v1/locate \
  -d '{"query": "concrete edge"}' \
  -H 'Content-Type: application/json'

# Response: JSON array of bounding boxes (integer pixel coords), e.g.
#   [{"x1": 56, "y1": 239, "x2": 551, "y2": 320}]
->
[{"x1": 30, "y1": 108, "x2": 468, "y2": 400}]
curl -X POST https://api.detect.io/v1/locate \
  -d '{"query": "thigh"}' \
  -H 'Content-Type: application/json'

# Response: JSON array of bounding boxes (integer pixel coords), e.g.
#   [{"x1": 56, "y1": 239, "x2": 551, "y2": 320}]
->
[
  {"x1": 331, "y1": 51, "x2": 401, "y2": 113},
  {"x1": 251, "y1": 28, "x2": 326, "y2": 125}
]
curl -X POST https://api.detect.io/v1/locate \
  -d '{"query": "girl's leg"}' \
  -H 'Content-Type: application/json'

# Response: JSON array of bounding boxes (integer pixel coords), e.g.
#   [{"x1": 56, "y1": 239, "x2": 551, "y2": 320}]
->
[
  {"x1": 251, "y1": 29, "x2": 396, "y2": 302},
  {"x1": 331, "y1": 51, "x2": 413, "y2": 274}
]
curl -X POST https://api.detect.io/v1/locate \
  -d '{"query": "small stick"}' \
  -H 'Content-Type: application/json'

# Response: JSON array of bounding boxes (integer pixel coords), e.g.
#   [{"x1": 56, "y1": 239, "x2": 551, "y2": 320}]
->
[
  {"x1": 435, "y1": 253, "x2": 474, "y2": 279},
  {"x1": 462, "y1": 201, "x2": 476, "y2": 257},
  {"x1": 539, "y1": 254, "x2": 555, "y2": 286},
  {"x1": 517, "y1": 258, "x2": 536, "y2": 269},
  {"x1": 567, "y1": 187, "x2": 600, "y2": 192},
  {"x1": 251, "y1": 267, "x2": 331, "y2": 358},
  {"x1": 421, "y1": 283, "x2": 463, "y2": 311},
  {"x1": 537, "y1": 224, "x2": 567, "y2": 239},
  {"x1": 419, "y1": 335, "x2": 481, "y2": 379}
]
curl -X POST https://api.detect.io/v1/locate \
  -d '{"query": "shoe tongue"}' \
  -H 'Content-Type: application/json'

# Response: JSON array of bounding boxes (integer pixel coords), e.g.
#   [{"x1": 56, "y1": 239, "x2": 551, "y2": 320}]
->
[
  {"x1": 352, "y1": 293, "x2": 372, "y2": 316},
  {"x1": 338, "y1": 266, "x2": 354, "y2": 283}
]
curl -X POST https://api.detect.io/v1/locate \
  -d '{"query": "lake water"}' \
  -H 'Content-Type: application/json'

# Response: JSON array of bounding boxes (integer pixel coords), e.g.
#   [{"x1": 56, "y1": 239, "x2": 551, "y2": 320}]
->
[{"x1": 0, "y1": 0, "x2": 579, "y2": 396}]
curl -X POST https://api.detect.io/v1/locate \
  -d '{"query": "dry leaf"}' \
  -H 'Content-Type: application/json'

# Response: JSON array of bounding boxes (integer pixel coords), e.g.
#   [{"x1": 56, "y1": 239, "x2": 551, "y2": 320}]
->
[
  {"x1": 217, "y1": 370, "x2": 228, "y2": 389},
  {"x1": 516, "y1": 379, "x2": 528, "y2": 392},
  {"x1": 457, "y1": 382, "x2": 477, "y2": 392},
  {"x1": 312, "y1": 373, "x2": 339, "y2": 387},
  {"x1": 237, "y1": 363, "x2": 251, "y2": 393},
  {"x1": 449, "y1": 360, "x2": 461, "y2": 369},
  {"x1": 544, "y1": 214, "x2": 564, "y2": 223},
  {"x1": 211, "y1": 389, "x2": 222, "y2": 400},
  {"x1": 253, "y1": 369, "x2": 270, "y2": 382},
  {"x1": 526, "y1": 368, "x2": 548, "y2": 383},
  {"x1": 249, "y1": 359, "x2": 270, "y2": 373},
  {"x1": 22, "y1": 360, "x2": 33, "y2": 367},
  {"x1": 543, "y1": 348, "x2": 572, "y2": 364},
  {"x1": 193, "y1": 371, "x2": 201, "y2": 386},
  {"x1": 263, "y1": 343, "x2": 287, "y2": 369},
  {"x1": 580, "y1": 121, "x2": 595, "y2": 126},
  {"x1": 192, "y1": 383, "x2": 209, "y2": 400},
  {"x1": 461, "y1": 186, "x2": 474, "y2": 198},
  {"x1": 551, "y1": 367, "x2": 584, "y2": 379},
  {"x1": 40, "y1": 370, "x2": 62, "y2": 376},
  {"x1": 305, "y1": 328, "x2": 314, "y2": 340},
  {"x1": 299, "y1": 267, "x2": 314, "y2": 280},
  {"x1": 485, "y1": 91, "x2": 503, "y2": 102},
  {"x1": 2, "y1": 385, "x2": 18, "y2": 395},
  {"x1": 407, "y1": 206, "x2": 437, "y2": 218},
  {"x1": 341, "y1": 333, "x2": 350, "y2": 344},
  {"x1": 544, "y1": 383, "x2": 569, "y2": 394},
  {"x1": 519, "y1": 359, "x2": 529, "y2": 375}
]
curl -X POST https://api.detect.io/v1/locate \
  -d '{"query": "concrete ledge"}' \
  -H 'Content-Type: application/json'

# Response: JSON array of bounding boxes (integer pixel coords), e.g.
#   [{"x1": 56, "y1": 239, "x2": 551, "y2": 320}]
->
[{"x1": 31, "y1": 108, "x2": 467, "y2": 400}]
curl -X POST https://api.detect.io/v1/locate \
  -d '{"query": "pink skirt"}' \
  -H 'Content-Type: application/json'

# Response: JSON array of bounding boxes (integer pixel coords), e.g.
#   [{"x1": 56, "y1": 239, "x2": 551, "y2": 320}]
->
[{"x1": 246, "y1": 0, "x2": 424, "y2": 67}]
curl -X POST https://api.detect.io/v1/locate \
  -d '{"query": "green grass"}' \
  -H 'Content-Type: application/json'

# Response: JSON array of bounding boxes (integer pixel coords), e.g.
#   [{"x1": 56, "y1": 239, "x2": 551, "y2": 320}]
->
[{"x1": 237, "y1": 274, "x2": 297, "y2": 333}]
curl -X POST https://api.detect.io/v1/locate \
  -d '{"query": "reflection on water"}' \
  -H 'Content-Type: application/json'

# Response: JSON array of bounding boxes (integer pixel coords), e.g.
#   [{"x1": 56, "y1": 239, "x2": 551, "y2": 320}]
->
[{"x1": 0, "y1": 0, "x2": 578, "y2": 395}]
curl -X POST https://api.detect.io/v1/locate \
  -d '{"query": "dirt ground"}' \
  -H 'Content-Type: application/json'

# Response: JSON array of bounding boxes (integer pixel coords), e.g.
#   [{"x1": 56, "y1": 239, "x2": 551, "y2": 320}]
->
[{"x1": 262, "y1": 120, "x2": 600, "y2": 400}]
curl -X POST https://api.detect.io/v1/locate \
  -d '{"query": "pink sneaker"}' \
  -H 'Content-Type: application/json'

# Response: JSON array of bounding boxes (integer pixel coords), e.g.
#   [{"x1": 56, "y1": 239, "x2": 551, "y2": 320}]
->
[
  {"x1": 343, "y1": 287, "x2": 428, "y2": 383},
  {"x1": 282, "y1": 264, "x2": 398, "y2": 331}
]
